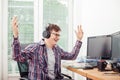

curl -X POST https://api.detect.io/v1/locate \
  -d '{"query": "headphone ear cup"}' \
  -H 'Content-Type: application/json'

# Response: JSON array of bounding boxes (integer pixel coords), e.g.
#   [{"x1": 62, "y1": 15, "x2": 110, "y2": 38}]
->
[{"x1": 42, "y1": 31, "x2": 51, "y2": 38}]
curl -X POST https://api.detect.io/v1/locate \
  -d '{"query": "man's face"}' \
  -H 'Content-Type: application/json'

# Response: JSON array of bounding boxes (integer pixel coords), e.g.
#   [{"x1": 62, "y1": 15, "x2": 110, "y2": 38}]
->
[{"x1": 48, "y1": 30, "x2": 60, "y2": 45}]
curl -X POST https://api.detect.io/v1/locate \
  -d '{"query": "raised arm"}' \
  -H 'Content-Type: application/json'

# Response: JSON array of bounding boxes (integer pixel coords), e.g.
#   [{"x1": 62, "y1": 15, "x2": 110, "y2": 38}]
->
[
  {"x1": 11, "y1": 16, "x2": 35, "y2": 62},
  {"x1": 60, "y1": 25, "x2": 83, "y2": 60}
]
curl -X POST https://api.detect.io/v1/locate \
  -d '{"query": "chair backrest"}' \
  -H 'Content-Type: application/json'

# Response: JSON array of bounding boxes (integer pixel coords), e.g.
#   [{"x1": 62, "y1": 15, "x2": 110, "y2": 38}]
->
[
  {"x1": 17, "y1": 61, "x2": 28, "y2": 78},
  {"x1": 17, "y1": 44, "x2": 30, "y2": 78}
]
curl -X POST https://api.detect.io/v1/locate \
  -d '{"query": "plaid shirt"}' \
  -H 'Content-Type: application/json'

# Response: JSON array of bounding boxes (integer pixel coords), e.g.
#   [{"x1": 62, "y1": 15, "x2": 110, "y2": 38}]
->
[{"x1": 12, "y1": 38, "x2": 82, "y2": 80}]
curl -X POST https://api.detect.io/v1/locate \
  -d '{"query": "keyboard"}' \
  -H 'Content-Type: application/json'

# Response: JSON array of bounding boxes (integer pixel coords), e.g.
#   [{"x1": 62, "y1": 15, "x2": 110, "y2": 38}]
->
[
  {"x1": 70, "y1": 63, "x2": 94, "y2": 69},
  {"x1": 62, "y1": 61, "x2": 94, "y2": 69}
]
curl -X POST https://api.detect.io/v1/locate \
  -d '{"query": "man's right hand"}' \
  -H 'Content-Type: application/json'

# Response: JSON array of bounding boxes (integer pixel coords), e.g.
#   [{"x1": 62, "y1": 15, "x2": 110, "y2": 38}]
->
[{"x1": 12, "y1": 16, "x2": 19, "y2": 38}]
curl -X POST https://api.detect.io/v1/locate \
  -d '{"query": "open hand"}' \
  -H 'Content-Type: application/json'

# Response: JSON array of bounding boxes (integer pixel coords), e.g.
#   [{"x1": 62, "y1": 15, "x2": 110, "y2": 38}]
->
[
  {"x1": 11, "y1": 16, "x2": 19, "y2": 38},
  {"x1": 75, "y1": 25, "x2": 83, "y2": 41}
]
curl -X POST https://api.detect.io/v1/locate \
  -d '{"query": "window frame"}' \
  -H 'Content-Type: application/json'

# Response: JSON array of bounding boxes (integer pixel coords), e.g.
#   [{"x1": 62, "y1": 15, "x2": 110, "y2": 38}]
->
[
  {"x1": 0, "y1": 0, "x2": 2, "y2": 79},
  {"x1": 1, "y1": 0, "x2": 8, "y2": 79}
]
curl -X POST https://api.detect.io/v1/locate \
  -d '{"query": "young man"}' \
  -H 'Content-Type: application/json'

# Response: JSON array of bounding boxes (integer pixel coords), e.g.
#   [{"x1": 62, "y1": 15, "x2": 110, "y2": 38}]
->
[{"x1": 12, "y1": 16, "x2": 83, "y2": 80}]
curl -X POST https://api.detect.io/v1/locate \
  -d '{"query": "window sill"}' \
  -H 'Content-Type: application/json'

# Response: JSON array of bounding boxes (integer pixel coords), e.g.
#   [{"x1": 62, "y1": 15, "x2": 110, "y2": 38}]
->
[
  {"x1": 8, "y1": 73, "x2": 20, "y2": 76},
  {"x1": 8, "y1": 75, "x2": 20, "y2": 80}
]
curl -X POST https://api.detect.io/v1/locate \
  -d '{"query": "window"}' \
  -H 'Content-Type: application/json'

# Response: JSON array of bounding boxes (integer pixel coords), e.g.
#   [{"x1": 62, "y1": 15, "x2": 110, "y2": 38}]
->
[
  {"x1": 43, "y1": 0, "x2": 73, "y2": 50},
  {"x1": 8, "y1": 0, "x2": 34, "y2": 74}
]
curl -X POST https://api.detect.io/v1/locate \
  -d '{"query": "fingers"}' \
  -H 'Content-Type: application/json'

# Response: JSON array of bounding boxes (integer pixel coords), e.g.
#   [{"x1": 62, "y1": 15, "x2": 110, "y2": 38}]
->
[
  {"x1": 77, "y1": 25, "x2": 83, "y2": 33},
  {"x1": 77, "y1": 25, "x2": 81, "y2": 30},
  {"x1": 77, "y1": 25, "x2": 80, "y2": 32},
  {"x1": 12, "y1": 16, "x2": 18, "y2": 30},
  {"x1": 12, "y1": 16, "x2": 17, "y2": 24},
  {"x1": 75, "y1": 25, "x2": 83, "y2": 34},
  {"x1": 12, "y1": 16, "x2": 17, "y2": 21},
  {"x1": 12, "y1": 16, "x2": 18, "y2": 25},
  {"x1": 76, "y1": 24, "x2": 84, "y2": 41}
]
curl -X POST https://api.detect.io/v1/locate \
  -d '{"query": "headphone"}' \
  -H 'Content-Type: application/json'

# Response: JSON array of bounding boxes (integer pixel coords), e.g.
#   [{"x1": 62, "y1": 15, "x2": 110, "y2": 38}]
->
[{"x1": 42, "y1": 26, "x2": 51, "y2": 38}]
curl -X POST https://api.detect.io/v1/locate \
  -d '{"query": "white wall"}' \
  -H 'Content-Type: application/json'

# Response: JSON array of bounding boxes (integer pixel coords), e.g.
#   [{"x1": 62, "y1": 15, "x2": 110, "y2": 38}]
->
[
  {"x1": 74, "y1": 0, "x2": 120, "y2": 56},
  {"x1": 74, "y1": 0, "x2": 120, "y2": 80}
]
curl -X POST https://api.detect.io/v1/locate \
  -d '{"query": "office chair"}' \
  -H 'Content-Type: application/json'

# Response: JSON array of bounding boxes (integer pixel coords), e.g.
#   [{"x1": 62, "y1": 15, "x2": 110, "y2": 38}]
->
[
  {"x1": 17, "y1": 61, "x2": 28, "y2": 80},
  {"x1": 17, "y1": 43, "x2": 73, "y2": 80}
]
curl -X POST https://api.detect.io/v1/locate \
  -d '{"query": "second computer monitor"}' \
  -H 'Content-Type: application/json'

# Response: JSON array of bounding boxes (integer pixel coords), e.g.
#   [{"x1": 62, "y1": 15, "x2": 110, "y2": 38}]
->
[
  {"x1": 111, "y1": 31, "x2": 120, "y2": 59},
  {"x1": 87, "y1": 35, "x2": 112, "y2": 60}
]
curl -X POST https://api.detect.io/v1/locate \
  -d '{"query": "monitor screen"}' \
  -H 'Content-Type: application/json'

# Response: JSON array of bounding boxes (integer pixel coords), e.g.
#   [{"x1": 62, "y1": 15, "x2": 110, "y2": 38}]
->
[
  {"x1": 111, "y1": 31, "x2": 120, "y2": 59},
  {"x1": 87, "y1": 35, "x2": 112, "y2": 59}
]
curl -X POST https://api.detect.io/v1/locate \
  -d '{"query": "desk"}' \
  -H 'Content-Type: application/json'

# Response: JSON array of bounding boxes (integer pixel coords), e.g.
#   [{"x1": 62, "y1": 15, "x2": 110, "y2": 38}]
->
[{"x1": 62, "y1": 61, "x2": 120, "y2": 80}]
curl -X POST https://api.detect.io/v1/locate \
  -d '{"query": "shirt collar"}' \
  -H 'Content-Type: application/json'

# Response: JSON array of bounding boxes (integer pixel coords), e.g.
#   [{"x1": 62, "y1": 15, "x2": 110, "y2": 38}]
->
[{"x1": 39, "y1": 39, "x2": 57, "y2": 48}]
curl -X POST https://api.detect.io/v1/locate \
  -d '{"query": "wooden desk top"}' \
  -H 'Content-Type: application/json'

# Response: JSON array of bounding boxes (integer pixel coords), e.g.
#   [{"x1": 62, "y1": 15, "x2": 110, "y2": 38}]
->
[
  {"x1": 62, "y1": 61, "x2": 120, "y2": 80},
  {"x1": 85, "y1": 68, "x2": 120, "y2": 80}
]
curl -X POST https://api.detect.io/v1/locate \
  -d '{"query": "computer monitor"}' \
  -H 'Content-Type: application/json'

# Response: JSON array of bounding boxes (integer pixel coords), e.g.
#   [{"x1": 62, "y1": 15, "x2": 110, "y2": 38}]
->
[
  {"x1": 111, "y1": 31, "x2": 120, "y2": 59},
  {"x1": 87, "y1": 35, "x2": 112, "y2": 60}
]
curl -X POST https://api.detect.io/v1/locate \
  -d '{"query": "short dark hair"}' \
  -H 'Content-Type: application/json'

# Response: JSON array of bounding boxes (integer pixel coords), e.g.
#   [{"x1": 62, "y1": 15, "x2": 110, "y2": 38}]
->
[{"x1": 46, "y1": 23, "x2": 61, "y2": 32}]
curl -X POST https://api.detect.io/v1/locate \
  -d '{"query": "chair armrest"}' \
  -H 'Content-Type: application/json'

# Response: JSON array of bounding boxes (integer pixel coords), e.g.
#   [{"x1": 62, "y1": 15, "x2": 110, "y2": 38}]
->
[
  {"x1": 61, "y1": 73, "x2": 72, "y2": 79},
  {"x1": 19, "y1": 77, "x2": 28, "y2": 80}
]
